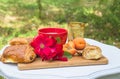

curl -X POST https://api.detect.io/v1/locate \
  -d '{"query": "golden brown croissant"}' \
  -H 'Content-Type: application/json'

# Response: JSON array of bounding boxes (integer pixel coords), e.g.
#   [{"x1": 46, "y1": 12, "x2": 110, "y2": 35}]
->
[
  {"x1": 9, "y1": 37, "x2": 33, "y2": 45},
  {"x1": 1, "y1": 45, "x2": 36, "y2": 63},
  {"x1": 82, "y1": 45, "x2": 103, "y2": 59}
]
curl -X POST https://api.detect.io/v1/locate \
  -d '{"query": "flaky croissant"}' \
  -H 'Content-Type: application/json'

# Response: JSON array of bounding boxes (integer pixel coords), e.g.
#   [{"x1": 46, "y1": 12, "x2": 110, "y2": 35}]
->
[
  {"x1": 9, "y1": 37, "x2": 33, "y2": 45},
  {"x1": 1, "y1": 45, "x2": 36, "y2": 63},
  {"x1": 82, "y1": 45, "x2": 103, "y2": 59}
]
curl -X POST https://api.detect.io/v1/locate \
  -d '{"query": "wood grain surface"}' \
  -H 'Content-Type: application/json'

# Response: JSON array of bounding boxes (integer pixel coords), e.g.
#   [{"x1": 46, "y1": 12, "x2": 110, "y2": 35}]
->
[{"x1": 18, "y1": 56, "x2": 108, "y2": 70}]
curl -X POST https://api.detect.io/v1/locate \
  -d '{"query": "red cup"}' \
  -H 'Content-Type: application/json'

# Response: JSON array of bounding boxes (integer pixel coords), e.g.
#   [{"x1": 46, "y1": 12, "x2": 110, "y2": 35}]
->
[{"x1": 38, "y1": 28, "x2": 68, "y2": 45}]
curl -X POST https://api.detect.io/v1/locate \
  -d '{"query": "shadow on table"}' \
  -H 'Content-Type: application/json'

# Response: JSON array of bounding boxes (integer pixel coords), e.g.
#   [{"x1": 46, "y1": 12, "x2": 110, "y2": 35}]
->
[{"x1": 96, "y1": 73, "x2": 120, "y2": 79}]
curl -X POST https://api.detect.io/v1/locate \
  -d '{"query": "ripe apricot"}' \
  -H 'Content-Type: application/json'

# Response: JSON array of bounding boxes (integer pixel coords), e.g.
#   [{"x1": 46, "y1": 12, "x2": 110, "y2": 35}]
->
[
  {"x1": 67, "y1": 48, "x2": 77, "y2": 56},
  {"x1": 68, "y1": 41, "x2": 75, "y2": 48},
  {"x1": 73, "y1": 37, "x2": 86, "y2": 50},
  {"x1": 63, "y1": 42, "x2": 76, "y2": 56},
  {"x1": 63, "y1": 43, "x2": 69, "y2": 50}
]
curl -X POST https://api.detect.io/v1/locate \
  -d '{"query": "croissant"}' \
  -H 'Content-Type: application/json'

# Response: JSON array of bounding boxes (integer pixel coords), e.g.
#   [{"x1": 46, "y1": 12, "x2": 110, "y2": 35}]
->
[
  {"x1": 1, "y1": 45, "x2": 36, "y2": 63},
  {"x1": 9, "y1": 37, "x2": 33, "y2": 45},
  {"x1": 82, "y1": 45, "x2": 103, "y2": 59}
]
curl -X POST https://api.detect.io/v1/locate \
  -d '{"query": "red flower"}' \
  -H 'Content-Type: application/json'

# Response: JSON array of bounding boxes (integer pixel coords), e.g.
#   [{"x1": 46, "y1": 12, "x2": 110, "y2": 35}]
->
[{"x1": 31, "y1": 34, "x2": 67, "y2": 61}]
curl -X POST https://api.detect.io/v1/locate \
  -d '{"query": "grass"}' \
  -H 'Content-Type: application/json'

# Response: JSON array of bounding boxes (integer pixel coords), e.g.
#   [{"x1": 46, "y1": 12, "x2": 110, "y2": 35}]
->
[
  {"x1": 0, "y1": 76, "x2": 5, "y2": 79},
  {"x1": 0, "y1": 0, "x2": 120, "y2": 50}
]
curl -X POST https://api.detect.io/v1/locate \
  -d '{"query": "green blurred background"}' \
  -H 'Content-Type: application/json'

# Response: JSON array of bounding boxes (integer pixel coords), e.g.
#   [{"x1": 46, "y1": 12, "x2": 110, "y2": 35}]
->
[{"x1": 0, "y1": 0, "x2": 120, "y2": 50}]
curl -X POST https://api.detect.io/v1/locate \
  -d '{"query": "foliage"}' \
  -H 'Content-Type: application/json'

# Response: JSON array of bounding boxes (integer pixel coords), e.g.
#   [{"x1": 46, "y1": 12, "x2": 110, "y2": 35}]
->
[
  {"x1": 0, "y1": 76, "x2": 5, "y2": 79},
  {"x1": 0, "y1": 0, "x2": 120, "y2": 49},
  {"x1": 38, "y1": 0, "x2": 120, "y2": 47}
]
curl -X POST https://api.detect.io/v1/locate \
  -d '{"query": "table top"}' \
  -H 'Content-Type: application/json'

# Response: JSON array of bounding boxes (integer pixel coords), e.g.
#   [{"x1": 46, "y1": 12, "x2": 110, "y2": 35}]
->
[{"x1": 0, "y1": 38, "x2": 120, "y2": 79}]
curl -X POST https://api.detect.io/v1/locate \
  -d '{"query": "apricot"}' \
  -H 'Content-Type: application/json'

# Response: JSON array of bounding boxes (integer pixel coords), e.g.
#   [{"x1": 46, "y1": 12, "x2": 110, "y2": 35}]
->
[
  {"x1": 63, "y1": 43, "x2": 69, "y2": 50},
  {"x1": 73, "y1": 37, "x2": 86, "y2": 50},
  {"x1": 67, "y1": 48, "x2": 77, "y2": 56},
  {"x1": 63, "y1": 41, "x2": 76, "y2": 56},
  {"x1": 68, "y1": 41, "x2": 75, "y2": 48}
]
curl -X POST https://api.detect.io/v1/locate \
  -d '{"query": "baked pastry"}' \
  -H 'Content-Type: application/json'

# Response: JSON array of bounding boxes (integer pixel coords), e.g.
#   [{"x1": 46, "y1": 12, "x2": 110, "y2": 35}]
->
[
  {"x1": 1, "y1": 45, "x2": 36, "y2": 63},
  {"x1": 25, "y1": 38, "x2": 33, "y2": 44},
  {"x1": 9, "y1": 37, "x2": 33, "y2": 45},
  {"x1": 82, "y1": 45, "x2": 103, "y2": 59}
]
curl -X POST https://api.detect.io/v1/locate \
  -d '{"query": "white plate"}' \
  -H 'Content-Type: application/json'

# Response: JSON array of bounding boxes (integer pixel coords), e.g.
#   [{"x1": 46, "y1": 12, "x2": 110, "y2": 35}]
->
[{"x1": 0, "y1": 38, "x2": 120, "y2": 79}]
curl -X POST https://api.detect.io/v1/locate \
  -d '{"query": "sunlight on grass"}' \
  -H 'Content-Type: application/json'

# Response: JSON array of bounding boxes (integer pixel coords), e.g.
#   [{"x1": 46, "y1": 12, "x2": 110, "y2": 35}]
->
[
  {"x1": 0, "y1": 76, "x2": 5, "y2": 79},
  {"x1": 0, "y1": 0, "x2": 120, "y2": 50}
]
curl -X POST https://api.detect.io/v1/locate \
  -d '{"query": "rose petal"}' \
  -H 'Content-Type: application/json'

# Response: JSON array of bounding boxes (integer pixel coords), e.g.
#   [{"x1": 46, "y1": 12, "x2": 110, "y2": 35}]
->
[
  {"x1": 31, "y1": 34, "x2": 44, "y2": 48},
  {"x1": 45, "y1": 37, "x2": 56, "y2": 47},
  {"x1": 34, "y1": 48, "x2": 41, "y2": 56},
  {"x1": 59, "y1": 57, "x2": 68, "y2": 61},
  {"x1": 51, "y1": 51, "x2": 57, "y2": 58},
  {"x1": 53, "y1": 56, "x2": 68, "y2": 61},
  {"x1": 43, "y1": 47, "x2": 51, "y2": 56},
  {"x1": 55, "y1": 44, "x2": 64, "y2": 56}
]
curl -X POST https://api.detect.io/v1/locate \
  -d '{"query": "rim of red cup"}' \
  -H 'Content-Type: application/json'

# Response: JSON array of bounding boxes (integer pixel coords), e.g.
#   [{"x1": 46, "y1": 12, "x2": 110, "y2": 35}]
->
[{"x1": 38, "y1": 27, "x2": 68, "y2": 35}]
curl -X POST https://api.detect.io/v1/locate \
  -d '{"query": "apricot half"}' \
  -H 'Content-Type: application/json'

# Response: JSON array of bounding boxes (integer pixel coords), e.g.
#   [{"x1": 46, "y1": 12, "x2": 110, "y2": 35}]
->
[
  {"x1": 63, "y1": 41, "x2": 76, "y2": 56},
  {"x1": 68, "y1": 41, "x2": 75, "y2": 48},
  {"x1": 73, "y1": 37, "x2": 86, "y2": 50}
]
